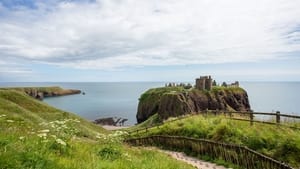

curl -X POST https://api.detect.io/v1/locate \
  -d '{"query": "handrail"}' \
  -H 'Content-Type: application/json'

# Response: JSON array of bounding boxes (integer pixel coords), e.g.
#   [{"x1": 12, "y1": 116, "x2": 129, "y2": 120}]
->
[
  {"x1": 128, "y1": 110, "x2": 300, "y2": 135},
  {"x1": 125, "y1": 135, "x2": 293, "y2": 169}
]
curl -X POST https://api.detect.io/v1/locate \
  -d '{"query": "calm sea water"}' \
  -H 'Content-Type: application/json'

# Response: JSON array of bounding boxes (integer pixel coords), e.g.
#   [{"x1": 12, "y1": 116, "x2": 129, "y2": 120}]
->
[{"x1": 0, "y1": 82, "x2": 299, "y2": 125}]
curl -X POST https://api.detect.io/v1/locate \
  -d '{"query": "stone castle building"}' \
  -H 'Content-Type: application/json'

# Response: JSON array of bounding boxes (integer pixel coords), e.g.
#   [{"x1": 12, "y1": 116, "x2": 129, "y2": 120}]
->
[{"x1": 195, "y1": 76, "x2": 212, "y2": 90}]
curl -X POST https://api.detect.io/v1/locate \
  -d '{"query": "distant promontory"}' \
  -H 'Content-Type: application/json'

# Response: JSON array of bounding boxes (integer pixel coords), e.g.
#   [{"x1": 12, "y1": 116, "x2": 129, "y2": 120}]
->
[
  {"x1": 0, "y1": 86, "x2": 81, "y2": 100},
  {"x1": 136, "y1": 76, "x2": 251, "y2": 123}
]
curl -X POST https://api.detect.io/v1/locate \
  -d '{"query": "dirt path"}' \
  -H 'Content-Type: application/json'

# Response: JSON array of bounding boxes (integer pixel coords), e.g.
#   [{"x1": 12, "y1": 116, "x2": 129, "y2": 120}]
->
[{"x1": 152, "y1": 148, "x2": 228, "y2": 169}]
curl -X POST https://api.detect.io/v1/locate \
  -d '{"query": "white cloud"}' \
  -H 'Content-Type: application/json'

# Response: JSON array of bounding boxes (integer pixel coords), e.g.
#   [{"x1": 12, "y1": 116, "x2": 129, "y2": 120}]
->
[{"x1": 0, "y1": 0, "x2": 299, "y2": 69}]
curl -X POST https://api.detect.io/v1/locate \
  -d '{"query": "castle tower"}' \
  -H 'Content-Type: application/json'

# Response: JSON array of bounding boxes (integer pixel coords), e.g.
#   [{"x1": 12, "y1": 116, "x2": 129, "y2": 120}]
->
[
  {"x1": 205, "y1": 76, "x2": 212, "y2": 90},
  {"x1": 196, "y1": 78, "x2": 205, "y2": 90},
  {"x1": 195, "y1": 75, "x2": 212, "y2": 90}
]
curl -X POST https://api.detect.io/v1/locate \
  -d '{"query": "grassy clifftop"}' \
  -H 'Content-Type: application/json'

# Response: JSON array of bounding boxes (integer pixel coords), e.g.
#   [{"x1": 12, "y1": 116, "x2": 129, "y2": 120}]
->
[{"x1": 0, "y1": 89, "x2": 194, "y2": 169}]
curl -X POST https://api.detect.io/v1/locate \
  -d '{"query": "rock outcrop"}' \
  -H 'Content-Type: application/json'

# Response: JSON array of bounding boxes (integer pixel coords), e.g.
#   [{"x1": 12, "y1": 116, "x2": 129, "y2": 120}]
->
[
  {"x1": 2, "y1": 87, "x2": 81, "y2": 100},
  {"x1": 136, "y1": 87, "x2": 251, "y2": 123},
  {"x1": 94, "y1": 117, "x2": 128, "y2": 126}
]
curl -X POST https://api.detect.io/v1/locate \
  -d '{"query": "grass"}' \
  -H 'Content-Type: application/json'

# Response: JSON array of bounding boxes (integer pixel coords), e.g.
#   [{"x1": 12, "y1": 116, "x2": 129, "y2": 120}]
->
[
  {"x1": 128, "y1": 114, "x2": 300, "y2": 168},
  {"x1": 0, "y1": 89, "x2": 195, "y2": 169},
  {"x1": 0, "y1": 86, "x2": 66, "y2": 93},
  {"x1": 139, "y1": 86, "x2": 187, "y2": 102}
]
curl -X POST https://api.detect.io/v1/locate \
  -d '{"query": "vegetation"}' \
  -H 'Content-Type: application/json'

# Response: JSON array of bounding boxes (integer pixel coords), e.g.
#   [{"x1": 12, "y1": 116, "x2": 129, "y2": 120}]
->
[
  {"x1": 139, "y1": 86, "x2": 187, "y2": 102},
  {"x1": 0, "y1": 86, "x2": 67, "y2": 93},
  {"x1": 128, "y1": 114, "x2": 300, "y2": 168},
  {"x1": 0, "y1": 89, "x2": 194, "y2": 169}
]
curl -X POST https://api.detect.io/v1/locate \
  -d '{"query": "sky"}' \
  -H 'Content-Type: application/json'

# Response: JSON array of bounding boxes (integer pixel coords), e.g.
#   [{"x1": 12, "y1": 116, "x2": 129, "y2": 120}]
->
[{"x1": 0, "y1": 0, "x2": 300, "y2": 82}]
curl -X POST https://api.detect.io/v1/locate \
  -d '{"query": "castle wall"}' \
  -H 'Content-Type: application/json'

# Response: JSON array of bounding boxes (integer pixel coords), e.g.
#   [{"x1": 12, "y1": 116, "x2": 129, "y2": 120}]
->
[
  {"x1": 196, "y1": 76, "x2": 212, "y2": 90},
  {"x1": 205, "y1": 78, "x2": 212, "y2": 90}
]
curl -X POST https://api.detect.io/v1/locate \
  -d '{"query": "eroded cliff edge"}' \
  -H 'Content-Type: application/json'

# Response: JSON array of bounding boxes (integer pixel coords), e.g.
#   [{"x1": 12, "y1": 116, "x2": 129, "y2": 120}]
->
[{"x1": 136, "y1": 86, "x2": 251, "y2": 123}]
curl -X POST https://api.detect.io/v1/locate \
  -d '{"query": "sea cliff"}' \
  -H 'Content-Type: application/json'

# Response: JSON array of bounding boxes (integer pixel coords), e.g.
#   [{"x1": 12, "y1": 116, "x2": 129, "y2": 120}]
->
[
  {"x1": 136, "y1": 86, "x2": 251, "y2": 123},
  {"x1": 0, "y1": 86, "x2": 81, "y2": 100}
]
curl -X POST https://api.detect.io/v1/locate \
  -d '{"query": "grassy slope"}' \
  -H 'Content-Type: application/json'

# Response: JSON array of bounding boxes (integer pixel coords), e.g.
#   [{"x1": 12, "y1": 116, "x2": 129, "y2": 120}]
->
[
  {"x1": 129, "y1": 114, "x2": 300, "y2": 168},
  {"x1": 0, "y1": 89, "x2": 194, "y2": 169}
]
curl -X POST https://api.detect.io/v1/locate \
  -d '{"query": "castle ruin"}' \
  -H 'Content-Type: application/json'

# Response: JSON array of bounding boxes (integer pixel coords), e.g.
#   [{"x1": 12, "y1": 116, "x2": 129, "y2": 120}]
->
[{"x1": 195, "y1": 75, "x2": 212, "y2": 90}]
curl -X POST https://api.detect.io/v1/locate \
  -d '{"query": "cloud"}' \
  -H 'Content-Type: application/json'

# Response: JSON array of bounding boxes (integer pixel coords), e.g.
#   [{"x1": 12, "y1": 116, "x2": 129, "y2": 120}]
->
[{"x1": 0, "y1": 0, "x2": 300, "y2": 70}]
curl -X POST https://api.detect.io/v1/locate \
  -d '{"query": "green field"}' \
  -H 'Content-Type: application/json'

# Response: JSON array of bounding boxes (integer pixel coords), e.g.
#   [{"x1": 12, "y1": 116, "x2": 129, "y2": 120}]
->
[{"x1": 0, "y1": 89, "x2": 194, "y2": 169}]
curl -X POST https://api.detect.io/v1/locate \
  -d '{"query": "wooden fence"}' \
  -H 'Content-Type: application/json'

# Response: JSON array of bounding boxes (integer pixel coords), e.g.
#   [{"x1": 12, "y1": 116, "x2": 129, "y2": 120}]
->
[
  {"x1": 126, "y1": 135, "x2": 293, "y2": 169},
  {"x1": 127, "y1": 110, "x2": 300, "y2": 135}
]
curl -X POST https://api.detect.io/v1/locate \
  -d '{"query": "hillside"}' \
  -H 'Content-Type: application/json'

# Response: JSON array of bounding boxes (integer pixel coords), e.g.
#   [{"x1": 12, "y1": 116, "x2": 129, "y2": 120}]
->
[
  {"x1": 0, "y1": 89, "x2": 194, "y2": 169},
  {"x1": 130, "y1": 114, "x2": 300, "y2": 168},
  {"x1": 137, "y1": 86, "x2": 251, "y2": 123}
]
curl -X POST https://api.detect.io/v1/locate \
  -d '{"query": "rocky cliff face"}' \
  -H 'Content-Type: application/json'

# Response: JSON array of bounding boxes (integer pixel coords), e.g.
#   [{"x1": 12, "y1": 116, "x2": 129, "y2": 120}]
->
[{"x1": 136, "y1": 87, "x2": 251, "y2": 123}]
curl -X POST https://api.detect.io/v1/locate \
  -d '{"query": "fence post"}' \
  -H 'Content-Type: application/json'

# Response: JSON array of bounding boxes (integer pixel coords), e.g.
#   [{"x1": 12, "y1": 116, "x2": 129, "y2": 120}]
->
[
  {"x1": 250, "y1": 112, "x2": 254, "y2": 126},
  {"x1": 276, "y1": 111, "x2": 280, "y2": 124}
]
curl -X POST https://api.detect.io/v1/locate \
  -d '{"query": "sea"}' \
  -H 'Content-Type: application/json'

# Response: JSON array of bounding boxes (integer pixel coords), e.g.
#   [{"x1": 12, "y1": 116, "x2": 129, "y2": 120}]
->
[{"x1": 0, "y1": 82, "x2": 299, "y2": 125}]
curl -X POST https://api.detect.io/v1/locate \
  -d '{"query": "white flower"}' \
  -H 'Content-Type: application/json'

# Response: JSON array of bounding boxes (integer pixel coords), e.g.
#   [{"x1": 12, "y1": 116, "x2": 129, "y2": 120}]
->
[
  {"x1": 56, "y1": 121, "x2": 65, "y2": 124},
  {"x1": 6, "y1": 120, "x2": 14, "y2": 123},
  {"x1": 19, "y1": 136, "x2": 25, "y2": 140},
  {"x1": 73, "y1": 119, "x2": 80, "y2": 123},
  {"x1": 0, "y1": 114, "x2": 7, "y2": 118},
  {"x1": 39, "y1": 129, "x2": 50, "y2": 133},
  {"x1": 56, "y1": 138, "x2": 66, "y2": 146},
  {"x1": 37, "y1": 133, "x2": 47, "y2": 138}
]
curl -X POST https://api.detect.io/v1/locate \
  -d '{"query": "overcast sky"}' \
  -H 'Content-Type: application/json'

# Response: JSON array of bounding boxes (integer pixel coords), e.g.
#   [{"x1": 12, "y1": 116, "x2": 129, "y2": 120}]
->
[{"x1": 0, "y1": 0, "x2": 300, "y2": 82}]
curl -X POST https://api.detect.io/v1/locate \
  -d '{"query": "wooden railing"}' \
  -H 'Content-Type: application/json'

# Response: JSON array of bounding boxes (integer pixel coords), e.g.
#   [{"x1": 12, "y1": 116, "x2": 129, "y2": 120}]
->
[
  {"x1": 126, "y1": 135, "x2": 293, "y2": 169},
  {"x1": 214, "y1": 110, "x2": 300, "y2": 129},
  {"x1": 127, "y1": 110, "x2": 300, "y2": 135}
]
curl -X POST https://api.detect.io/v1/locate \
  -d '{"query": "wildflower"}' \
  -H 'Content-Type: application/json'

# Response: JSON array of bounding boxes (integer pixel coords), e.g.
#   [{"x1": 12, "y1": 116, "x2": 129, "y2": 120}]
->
[
  {"x1": 37, "y1": 133, "x2": 47, "y2": 138},
  {"x1": 6, "y1": 120, "x2": 14, "y2": 123},
  {"x1": 0, "y1": 114, "x2": 7, "y2": 118},
  {"x1": 96, "y1": 133, "x2": 106, "y2": 139},
  {"x1": 19, "y1": 136, "x2": 25, "y2": 140},
  {"x1": 73, "y1": 119, "x2": 80, "y2": 123},
  {"x1": 56, "y1": 138, "x2": 66, "y2": 146},
  {"x1": 55, "y1": 120, "x2": 65, "y2": 125},
  {"x1": 39, "y1": 129, "x2": 50, "y2": 133}
]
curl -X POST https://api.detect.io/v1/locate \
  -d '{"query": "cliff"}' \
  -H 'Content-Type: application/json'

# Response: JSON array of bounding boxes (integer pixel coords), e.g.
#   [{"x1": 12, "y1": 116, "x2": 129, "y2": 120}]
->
[
  {"x1": 136, "y1": 86, "x2": 251, "y2": 123},
  {"x1": 0, "y1": 86, "x2": 81, "y2": 100}
]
